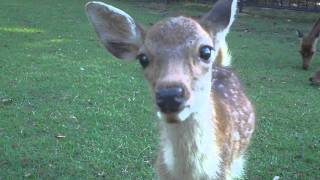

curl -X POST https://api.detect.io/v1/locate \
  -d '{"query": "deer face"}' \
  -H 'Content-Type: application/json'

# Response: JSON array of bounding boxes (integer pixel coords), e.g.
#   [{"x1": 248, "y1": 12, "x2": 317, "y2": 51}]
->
[
  {"x1": 139, "y1": 18, "x2": 216, "y2": 121},
  {"x1": 300, "y1": 42, "x2": 315, "y2": 70},
  {"x1": 85, "y1": 0, "x2": 235, "y2": 122},
  {"x1": 298, "y1": 30, "x2": 319, "y2": 70}
]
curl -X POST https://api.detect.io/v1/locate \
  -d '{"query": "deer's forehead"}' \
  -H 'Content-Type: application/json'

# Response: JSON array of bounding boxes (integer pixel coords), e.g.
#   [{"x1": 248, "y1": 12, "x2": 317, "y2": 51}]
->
[
  {"x1": 145, "y1": 17, "x2": 211, "y2": 52},
  {"x1": 302, "y1": 44, "x2": 312, "y2": 51},
  {"x1": 302, "y1": 36, "x2": 314, "y2": 44}
]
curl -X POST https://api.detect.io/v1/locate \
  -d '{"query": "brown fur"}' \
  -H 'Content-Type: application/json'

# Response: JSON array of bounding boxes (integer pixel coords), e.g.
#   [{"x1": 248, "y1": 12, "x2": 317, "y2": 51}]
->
[
  {"x1": 298, "y1": 18, "x2": 320, "y2": 70},
  {"x1": 212, "y1": 66, "x2": 255, "y2": 177},
  {"x1": 214, "y1": 48, "x2": 224, "y2": 66}
]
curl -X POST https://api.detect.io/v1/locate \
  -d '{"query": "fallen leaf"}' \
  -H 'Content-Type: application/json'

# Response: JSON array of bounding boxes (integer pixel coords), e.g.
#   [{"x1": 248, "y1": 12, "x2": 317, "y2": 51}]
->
[
  {"x1": 273, "y1": 176, "x2": 280, "y2": 180},
  {"x1": 24, "y1": 172, "x2": 32, "y2": 177},
  {"x1": 1, "y1": 98, "x2": 13, "y2": 105},
  {"x1": 55, "y1": 134, "x2": 66, "y2": 139},
  {"x1": 98, "y1": 171, "x2": 105, "y2": 176}
]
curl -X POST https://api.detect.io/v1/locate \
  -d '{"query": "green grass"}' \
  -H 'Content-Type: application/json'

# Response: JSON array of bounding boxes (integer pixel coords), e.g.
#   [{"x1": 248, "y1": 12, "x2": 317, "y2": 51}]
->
[{"x1": 0, "y1": 0, "x2": 319, "y2": 179}]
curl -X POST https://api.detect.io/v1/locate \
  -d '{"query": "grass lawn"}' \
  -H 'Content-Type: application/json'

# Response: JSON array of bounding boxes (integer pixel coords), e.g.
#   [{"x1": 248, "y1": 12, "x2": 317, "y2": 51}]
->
[{"x1": 0, "y1": 0, "x2": 319, "y2": 179}]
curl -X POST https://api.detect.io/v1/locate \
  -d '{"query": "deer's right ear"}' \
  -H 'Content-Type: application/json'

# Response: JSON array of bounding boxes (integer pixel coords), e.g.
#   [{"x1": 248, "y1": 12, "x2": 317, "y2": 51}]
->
[
  {"x1": 85, "y1": 2, "x2": 144, "y2": 60},
  {"x1": 296, "y1": 30, "x2": 304, "y2": 38}
]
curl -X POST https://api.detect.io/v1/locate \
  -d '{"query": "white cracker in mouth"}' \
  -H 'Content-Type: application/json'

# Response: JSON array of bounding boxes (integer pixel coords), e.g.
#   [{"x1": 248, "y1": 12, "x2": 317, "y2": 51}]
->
[{"x1": 157, "y1": 106, "x2": 192, "y2": 122}]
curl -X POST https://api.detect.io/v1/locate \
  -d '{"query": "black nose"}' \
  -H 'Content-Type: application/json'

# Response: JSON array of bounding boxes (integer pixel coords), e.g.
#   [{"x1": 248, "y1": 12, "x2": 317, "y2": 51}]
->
[
  {"x1": 156, "y1": 86, "x2": 186, "y2": 113},
  {"x1": 309, "y1": 77, "x2": 313, "y2": 82}
]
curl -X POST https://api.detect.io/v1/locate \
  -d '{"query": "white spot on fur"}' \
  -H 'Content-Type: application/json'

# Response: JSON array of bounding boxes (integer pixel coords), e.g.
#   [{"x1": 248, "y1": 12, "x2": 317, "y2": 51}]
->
[
  {"x1": 244, "y1": 128, "x2": 254, "y2": 137},
  {"x1": 248, "y1": 113, "x2": 255, "y2": 124},
  {"x1": 232, "y1": 131, "x2": 240, "y2": 141},
  {"x1": 218, "y1": 84, "x2": 224, "y2": 89}
]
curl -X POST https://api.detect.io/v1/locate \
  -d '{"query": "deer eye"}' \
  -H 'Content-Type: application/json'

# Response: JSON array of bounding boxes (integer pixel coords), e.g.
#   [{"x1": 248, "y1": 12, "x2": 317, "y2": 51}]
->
[
  {"x1": 137, "y1": 54, "x2": 149, "y2": 68},
  {"x1": 199, "y1": 46, "x2": 213, "y2": 61}
]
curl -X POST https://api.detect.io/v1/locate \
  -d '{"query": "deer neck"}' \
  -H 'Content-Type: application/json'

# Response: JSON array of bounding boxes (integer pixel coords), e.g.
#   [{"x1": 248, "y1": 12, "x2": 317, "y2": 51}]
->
[
  {"x1": 159, "y1": 92, "x2": 221, "y2": 179},
  {"x1": 309, "y1": 18, "x2": 320, "y2": 38}
]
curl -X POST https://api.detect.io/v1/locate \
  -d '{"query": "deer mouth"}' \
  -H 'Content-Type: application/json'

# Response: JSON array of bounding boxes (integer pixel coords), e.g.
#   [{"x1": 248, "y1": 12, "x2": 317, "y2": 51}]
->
[
  {"x1": 156, "y1": 97, "x2": 186, "y2": 114},
  {"x1": 303, "y1": 65, "x2": 309, "y2": 70},
  {"x1": 157, "y1": 104, "x2": 192, "y2": 123},
  {"x1": 310, "y1": 79, "x2": 320, "y2": 86}
]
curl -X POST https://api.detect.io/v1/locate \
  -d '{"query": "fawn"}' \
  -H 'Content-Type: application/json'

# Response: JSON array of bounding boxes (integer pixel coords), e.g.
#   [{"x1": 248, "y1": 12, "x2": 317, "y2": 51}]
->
[
  {"x1": 297, "y1": 18, "x2": 320, "y2": 70},
  {"x1": 310, "y1": 69, "x2": 320, "y2": 85},
  {"x1": 85, "y1": 0, "x2": 255, "y2": 179}
]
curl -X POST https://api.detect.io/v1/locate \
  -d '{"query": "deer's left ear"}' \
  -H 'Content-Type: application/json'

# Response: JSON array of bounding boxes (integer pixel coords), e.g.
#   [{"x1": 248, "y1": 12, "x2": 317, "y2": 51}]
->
[
  {"x1": 85, "y1": 1, "x2": 144, "y2": 60},
  {"x1": 200, "y1": 0, "x2": 237, "y2": 40}
]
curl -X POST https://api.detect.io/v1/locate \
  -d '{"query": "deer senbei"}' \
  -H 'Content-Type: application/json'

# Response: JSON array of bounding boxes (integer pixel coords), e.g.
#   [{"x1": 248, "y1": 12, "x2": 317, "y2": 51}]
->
[
  {"x1": 297, "y1": 18, "x2": 320, "y2": 70},
  {"x1": 85, "y1": 0, "x2": 255, "y2": 179}
]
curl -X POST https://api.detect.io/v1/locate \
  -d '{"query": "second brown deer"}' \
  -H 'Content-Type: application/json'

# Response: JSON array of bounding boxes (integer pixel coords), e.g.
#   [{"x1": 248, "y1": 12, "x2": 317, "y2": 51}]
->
[
  {"x1": 297, "y1": 18, "x2": 320, "y2": 70},
  {"x1": 85, "y1": 0, "x2": 255, "y2": 179}
]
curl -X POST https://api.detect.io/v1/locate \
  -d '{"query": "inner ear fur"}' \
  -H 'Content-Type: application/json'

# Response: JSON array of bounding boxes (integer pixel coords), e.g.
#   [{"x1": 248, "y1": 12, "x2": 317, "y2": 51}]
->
[
  {"x1": 200, "y1": 0, "x2": 236, "y2": 38},
  {"x1": 85, "y1": 1, "x2": 144, "y2": 60}
]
